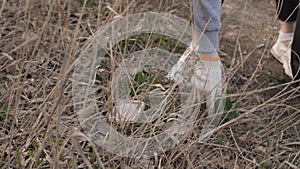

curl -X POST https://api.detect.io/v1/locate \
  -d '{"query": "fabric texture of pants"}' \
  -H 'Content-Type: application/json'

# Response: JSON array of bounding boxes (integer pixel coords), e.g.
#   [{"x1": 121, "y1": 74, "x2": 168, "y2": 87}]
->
[
  {"x1": 192, "y1": 0, "x2": 222, "y2": 53},
  {"x1": 291, "y1": 4, "x2": 300, "y2": 79},
  {"x1": 275, "y1": 0, "x2": 299, "y2": 22}
]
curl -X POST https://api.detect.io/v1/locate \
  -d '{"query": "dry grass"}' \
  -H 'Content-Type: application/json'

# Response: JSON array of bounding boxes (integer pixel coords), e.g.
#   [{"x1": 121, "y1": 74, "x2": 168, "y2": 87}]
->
[{"x1": 0, "y1": 0, "x2": 299, "y2": 168}]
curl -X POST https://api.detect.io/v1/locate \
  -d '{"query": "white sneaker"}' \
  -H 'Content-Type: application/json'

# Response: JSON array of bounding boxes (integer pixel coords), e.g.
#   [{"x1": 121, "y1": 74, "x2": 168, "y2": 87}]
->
[
  {"x1": 271, "y1": 40, "x2": 293, "y2": 78},
  {"x1": 282, "y1": 48, "x2": 293, "y2": 78}
]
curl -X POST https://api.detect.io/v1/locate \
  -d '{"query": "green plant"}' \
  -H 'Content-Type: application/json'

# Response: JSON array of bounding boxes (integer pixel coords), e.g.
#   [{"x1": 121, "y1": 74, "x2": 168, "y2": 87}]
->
[
  {"x1": 137, "y1": 71, "x2": 148, "y2": 86},
  {"x1": 29, "y1": 150, "x2": 34, "y2": 158},
  {"x1": 77, "y1": 0, "x2": 84, "y2": 5},
  {"x1": 1, "y1": 103, "x2": 8, "y2": 111},
  {"x1": 154, "y1": 35, "x2": 168, "y2": 46},
  {"x1": 215, "y1": 134, "x2": 225, "y2": 144},
  {"x1": 130, "y1": 71, "x2": 149, "y2": 97},
  {"x1": 102, "y1": 8, "x2": 108, "y2": 17},
  {"x1": 220, "y1": 91, "x2": 239, "y2": 123},
  {"x1": 0, "y1": 103, "x2": 8, "y2": 121}
]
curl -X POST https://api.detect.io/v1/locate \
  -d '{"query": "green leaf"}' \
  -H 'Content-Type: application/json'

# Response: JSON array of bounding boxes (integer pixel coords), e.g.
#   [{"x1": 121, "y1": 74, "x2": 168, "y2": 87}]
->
[
  {"x1": 154, "y1": 35, "x2": 168, "y2": 46},
  {"x1": 215, "y1": 134, "x2": 225, "y2": 144},
  {"x1": 225, "y1": 111, "x2": 239, "y2": 121},
  {"x1": 137, "y1": 72, "x2": 148, "y2": 85},
  {"x1": 77, "y1": 0, "x2": 84, "y2": 5},
  {"x1": 219, "y1": 90, "x2": 239, "y2": 123},
  {"x1": 102, "y1": 8, "x2": 108, "y2": 17},
  {"x1": 29, "y1": 150, "x2": 34, "y2": 157},
  {"x1": 224, "y1": 97, "x2": 233, "y2": 111},
  {"x1": 2, "y1": 104, "x2": 8, "y2": 111}
]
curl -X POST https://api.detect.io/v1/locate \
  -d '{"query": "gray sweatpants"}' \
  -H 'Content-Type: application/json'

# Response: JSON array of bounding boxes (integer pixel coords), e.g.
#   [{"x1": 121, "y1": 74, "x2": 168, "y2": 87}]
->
[{"x1": 193, "y1": 0, "x2": 222, "y2": 53}]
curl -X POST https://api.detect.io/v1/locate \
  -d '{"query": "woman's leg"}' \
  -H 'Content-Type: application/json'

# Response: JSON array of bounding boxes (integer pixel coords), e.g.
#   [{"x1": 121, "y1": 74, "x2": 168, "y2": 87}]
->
[
  {"x1": 192, "y1": 0, "x2": 222, "y2": 55},
  {"x1": 271, "y1": 0, "x2": 299, "y2": 77},
  {"x1": 275, "y1": 0, "x2": 298, "y2": 33},
  {"x1": 291, "y1": 6, "x2": 300, "y2": 79},
  {"x1": 276, "y1": 0, "x2": 299, "y2": 23}
]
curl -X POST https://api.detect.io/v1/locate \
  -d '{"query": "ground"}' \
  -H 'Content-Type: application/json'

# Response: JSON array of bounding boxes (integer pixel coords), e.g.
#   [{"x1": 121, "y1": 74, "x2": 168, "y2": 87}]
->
[{"x1": 0, "y1": 0, "x2": 299, "y2": 168}]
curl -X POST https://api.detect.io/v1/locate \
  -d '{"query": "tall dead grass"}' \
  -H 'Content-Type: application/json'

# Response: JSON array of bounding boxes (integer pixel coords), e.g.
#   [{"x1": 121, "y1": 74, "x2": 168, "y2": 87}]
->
[{"x1": 0, "y1": 0, "x2": 299, "y2": 168}]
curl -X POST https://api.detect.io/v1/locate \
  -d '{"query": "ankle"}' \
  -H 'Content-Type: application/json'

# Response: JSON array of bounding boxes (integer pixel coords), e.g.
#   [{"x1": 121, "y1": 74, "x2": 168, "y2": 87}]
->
[
  {"x1": 277, "y1": 30, "x2": 294, "y2": 42},
  {"x1": 280, "y1": 21, "x2": 295, "y2": 33}
]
